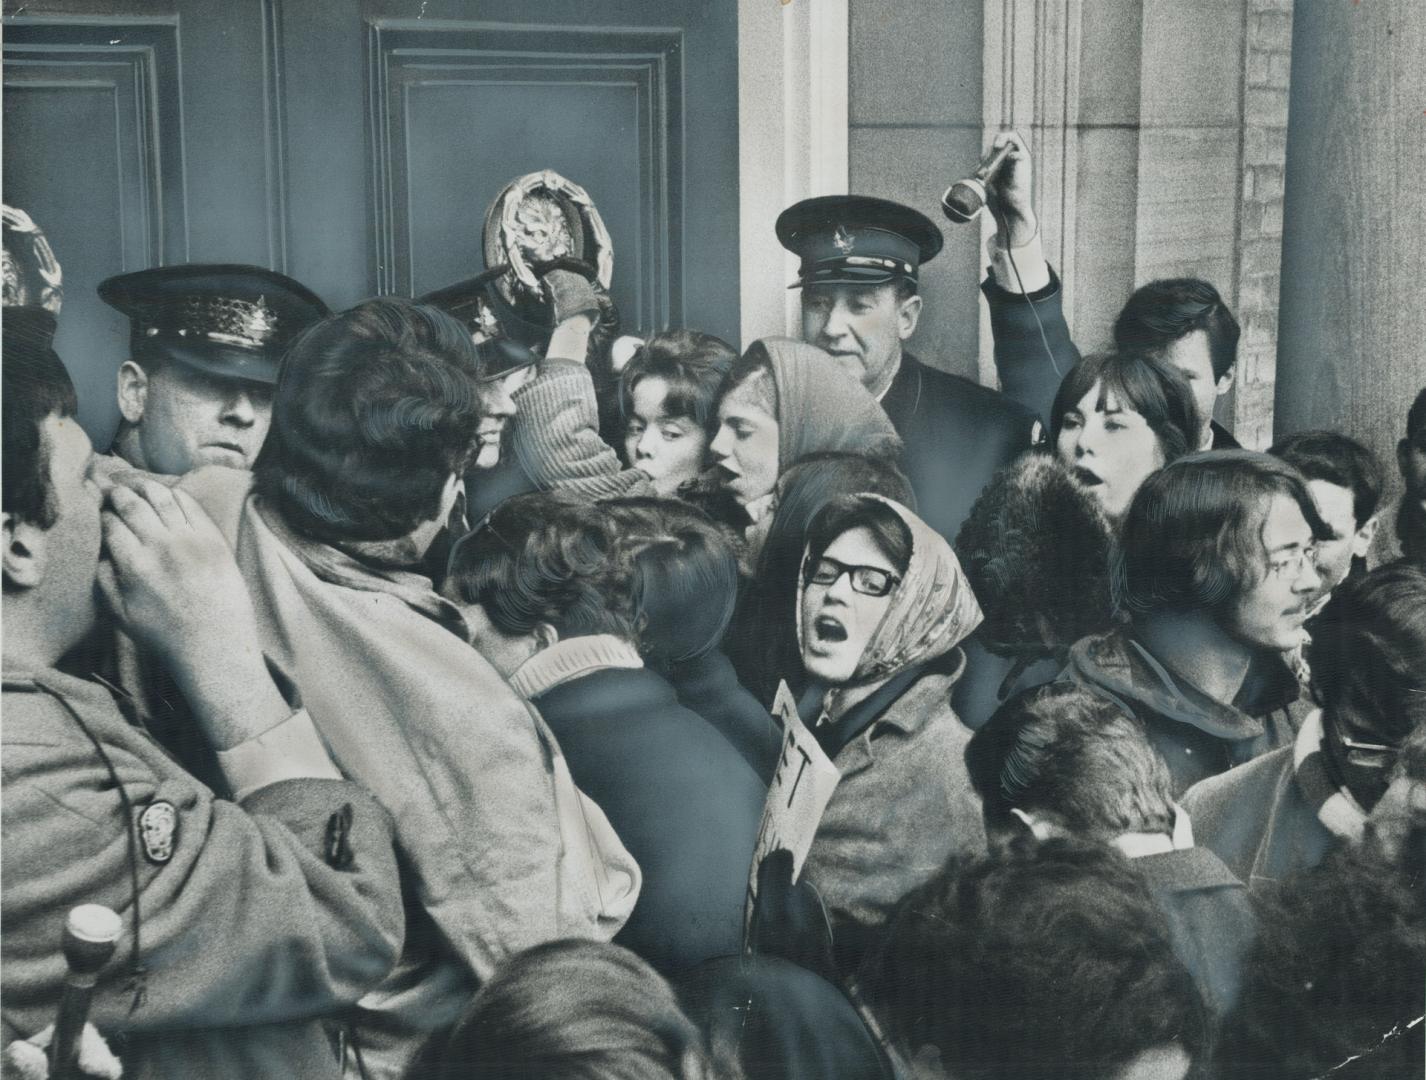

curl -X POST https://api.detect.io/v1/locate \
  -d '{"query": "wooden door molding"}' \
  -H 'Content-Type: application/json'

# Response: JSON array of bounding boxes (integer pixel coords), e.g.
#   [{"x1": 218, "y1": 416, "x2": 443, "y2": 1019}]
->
[{"x1": 366, "y1": 18, "x2": 684, "y2": 332}]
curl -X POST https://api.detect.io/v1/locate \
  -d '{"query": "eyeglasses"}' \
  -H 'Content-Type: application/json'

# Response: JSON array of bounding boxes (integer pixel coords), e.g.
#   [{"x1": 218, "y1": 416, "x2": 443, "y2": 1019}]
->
[
  {"x1": 803, "y1": 555, "x2": 901, "y2": 598},
  {"x1": 1266, "y1": 544, "x2": 1320, "y2": 581}
]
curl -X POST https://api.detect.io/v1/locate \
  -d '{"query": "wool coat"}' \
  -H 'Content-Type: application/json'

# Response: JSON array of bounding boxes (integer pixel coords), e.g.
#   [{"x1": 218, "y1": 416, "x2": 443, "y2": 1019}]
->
[{"x1": 1, "y1": 667, "x2": 404, "y2": 1080}]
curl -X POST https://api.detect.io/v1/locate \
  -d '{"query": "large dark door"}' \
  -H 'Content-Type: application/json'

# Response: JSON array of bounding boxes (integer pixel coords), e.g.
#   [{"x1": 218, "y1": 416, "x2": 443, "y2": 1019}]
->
[{"x1": 3, "y1": 0, "x2": 740, "y2": 444}]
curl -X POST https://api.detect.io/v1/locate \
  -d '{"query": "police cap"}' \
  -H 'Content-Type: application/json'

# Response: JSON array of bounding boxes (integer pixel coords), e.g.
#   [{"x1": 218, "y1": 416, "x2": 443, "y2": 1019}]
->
[{"x1": 776, "y1": 195, "x2": 943, "y2": 289}]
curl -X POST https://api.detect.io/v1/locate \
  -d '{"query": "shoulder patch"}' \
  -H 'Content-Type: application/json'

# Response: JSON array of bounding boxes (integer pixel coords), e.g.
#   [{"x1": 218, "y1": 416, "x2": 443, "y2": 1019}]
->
[{"x1": 137, "y1": 800, "x2": 179, "y2": 864}]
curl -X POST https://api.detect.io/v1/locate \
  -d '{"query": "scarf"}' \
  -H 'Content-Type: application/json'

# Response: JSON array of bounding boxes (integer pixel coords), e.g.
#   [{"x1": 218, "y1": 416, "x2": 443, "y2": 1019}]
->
[{"x1": 1294, "y1": 708, "x2": 1368, "y2": 844}]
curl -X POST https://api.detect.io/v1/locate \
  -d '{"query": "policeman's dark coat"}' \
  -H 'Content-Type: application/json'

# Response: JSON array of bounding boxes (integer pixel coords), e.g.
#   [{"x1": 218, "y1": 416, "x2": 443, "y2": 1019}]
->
[{"x1": 884, "y1": 275, "x2": 1076, "y2": 545}]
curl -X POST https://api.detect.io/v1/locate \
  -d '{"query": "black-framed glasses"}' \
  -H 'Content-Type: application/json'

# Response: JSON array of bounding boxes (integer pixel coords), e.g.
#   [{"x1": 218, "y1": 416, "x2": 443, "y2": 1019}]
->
[{"x1": 803, "y1": 555, "x2": 901, "y2": 598}]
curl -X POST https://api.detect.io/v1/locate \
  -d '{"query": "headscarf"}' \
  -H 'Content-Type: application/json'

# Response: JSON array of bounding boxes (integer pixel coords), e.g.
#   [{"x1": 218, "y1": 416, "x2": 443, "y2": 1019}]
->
[
  {"x1": 755, "y1": 338, "x2": 902, "y2": 471},
  {"x1": 796, "y1": 495, "x2": 983, "y2": 713}
]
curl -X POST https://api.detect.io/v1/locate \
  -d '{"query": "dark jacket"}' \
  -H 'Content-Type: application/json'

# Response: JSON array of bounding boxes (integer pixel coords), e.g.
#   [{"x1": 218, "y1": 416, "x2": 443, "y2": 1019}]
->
[
  {"x1": 884, "y1": 275, "x2": 1076, "y2": 545},
  {"x1": 1064, "y1": 628, "x2": 1300, "y2": 795},
  {"x1": 529, "y1": 659, "x2": 767, "y2": 975},
  {"x1": 661, "y1": 648, "x2": 783, "y2": 784},
  {"x1": 1134, "y1": 846, "x2": 1258, "y2": 1017}
]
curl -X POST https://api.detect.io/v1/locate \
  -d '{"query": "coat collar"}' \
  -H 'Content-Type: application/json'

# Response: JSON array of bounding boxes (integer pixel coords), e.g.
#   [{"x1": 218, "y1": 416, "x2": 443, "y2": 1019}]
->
[{"x1": 510, "y1": 635, "x2": 643, "y2": 700}]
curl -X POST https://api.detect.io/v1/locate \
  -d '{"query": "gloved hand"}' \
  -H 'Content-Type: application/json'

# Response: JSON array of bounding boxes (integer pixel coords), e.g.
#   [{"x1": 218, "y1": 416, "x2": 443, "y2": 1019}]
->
[
  {"x1": 541, "y1": 268, "x2": 601, "y2": 325},
  {"x1": 2, "y1": 1023, "x2": 122, "y2": 1080}
]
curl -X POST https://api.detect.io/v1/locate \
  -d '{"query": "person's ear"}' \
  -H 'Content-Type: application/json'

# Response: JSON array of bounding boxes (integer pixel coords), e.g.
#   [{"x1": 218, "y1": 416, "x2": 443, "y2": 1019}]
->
[
  {"x1": 1214, "y1": 368, "x2": 1236, "y2": 398},
  {"x1": 896, "y1": 293, "x2": 923, "y2": 341},
  {"x1": 1352, "y1": 514, "x2": 1380, "y2": 557},
  {"x1": 532, "y1": 622, "x2": 560, "y2": 651},
  {"x1": 116, "y1": 361, "x2": 150, "y2": 424},
  {"x1": 2, "y1": 511, "x2": 47, "y2": 590}
]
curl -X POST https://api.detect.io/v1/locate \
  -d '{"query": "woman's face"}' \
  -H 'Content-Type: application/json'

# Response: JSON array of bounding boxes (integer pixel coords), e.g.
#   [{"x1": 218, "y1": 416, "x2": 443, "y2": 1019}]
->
[
  {"x1": 1056, "y1": 381, "x2": 1166, "y2": 519},
  {"x1": 623, "y1": 376, "x2": 708, "y2": 496},
  {"x1": 800, "y1": 526, "x2": 899, "y2": 685},
  {"x1": 709, "y1": 378, "x2": 780, "y2": 506}
]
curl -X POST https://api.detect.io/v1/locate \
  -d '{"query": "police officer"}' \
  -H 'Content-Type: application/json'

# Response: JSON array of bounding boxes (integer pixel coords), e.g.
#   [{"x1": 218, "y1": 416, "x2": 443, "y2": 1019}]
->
[
  {"x1": 776, "y1": 133, "x2": 1078, "y2": 543},
  {"x1": 100, "y1": 264, "x2": 328, "y2": 475}
]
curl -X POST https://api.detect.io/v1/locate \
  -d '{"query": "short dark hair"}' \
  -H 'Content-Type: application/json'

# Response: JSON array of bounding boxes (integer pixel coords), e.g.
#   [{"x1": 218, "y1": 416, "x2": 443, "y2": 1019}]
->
[
  {"x1": 1114, "y1": 450, "x2": 1331, "y2": 618},
  {"x1": 433, "y1": 940, "x2": 730, "y2": 1080},
  {"x1": 1215, "y1": 843, "x2": 1426, "y2": 1080},
  {"x1": 803, "y1": 493, "x2": 913, "y2": 578},
  {"x1": 1308, "y1": 561, "x2": 1426, "y2": 750},
  {"x1": 1049, "y1": 350, "x2": 1200, "y2": 466},
  {"x1": 892, "y1": 277, "x2": 917, "y2": 303},
  {"x1": 3, "y1": 307, "x2": 78, "y2": 530},
  {"x1": 1406, "y1": 386, "x2": 1426, "y2": 445},
  {"x1": 254, "y1": 298, "x2": 484, "y2": 542},
  {"x1": 618, "y1": 329, "x2": 737, "y2": 437},
  {"x1": 1270, "y1": 430, "x2": 1385, "y2": 525},
  {"x1": 1114, "y1": 277, "x2": 1240, "y2": 381},
  {"x1": 599, "y1": 497, "x2": 741, "y2": 666},
  {"x1": 860, "y1": 837, "x2": 1207, "y2": 1080},
  {"x1": 955, "y1": 451, "x2": 1114, "y2": 651},
  {"x1": 445, "y1": 491, "x2": 637, "y2": 643},
  {"x1": 967, "y1": 683, "x2": 1176, "y2": 839}
]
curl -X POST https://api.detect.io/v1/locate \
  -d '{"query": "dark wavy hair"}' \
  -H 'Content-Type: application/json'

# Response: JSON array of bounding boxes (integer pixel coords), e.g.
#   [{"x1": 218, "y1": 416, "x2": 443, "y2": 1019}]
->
[
  {"x1": 1114, "y1": 450, "x2": 1331, "y2": 618},
  {"x1": 599, "y1": 497, "x2": 741, "y2": 667},
  {"x1": 3, "y1": 307, "x2": 78, "y2": 531},
  {"x1": 445, "y1": 490, "x2": 638, "y2": 643},
  {"x1": 803, "y1": 494, "x2": 913, "y2": 578},
  {"x1": 433, "y1": 940, "x2": 735, "y2": 1080},
  {"x1": 618, "y1": 330, "x2": 738, "y2": 440},
  {"x1": 1270, "y1": 430, "x2": 1385, "y2": 525},
  {"x1": 253, "y1": 298, "x2": 483, "y2": 541},
  {"x1": 966, "y1": 682, "x2": 1176, "y2": 839},
  {"x1": 1049, "y1": 350, "x2": 1200, "y2": 467},
  {"x1": 1114, "y1": 277, "x2": 1240, "y2": 381},
  {"x1": 954, "y1": 451, "x2": 1113, "y2": 651},
  {"x1": 859, "y1": 836, "x2": 1207, "y2": 1080},
  {"x1": 1215, "y1": 842, "x2": 1425, "y2": 1080}
]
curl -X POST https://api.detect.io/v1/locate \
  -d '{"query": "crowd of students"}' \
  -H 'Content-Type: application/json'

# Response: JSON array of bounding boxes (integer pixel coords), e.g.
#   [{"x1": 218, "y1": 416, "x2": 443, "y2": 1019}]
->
[{"x1": 2, "y1": 134, "x2": 1423, "y2": 1080}]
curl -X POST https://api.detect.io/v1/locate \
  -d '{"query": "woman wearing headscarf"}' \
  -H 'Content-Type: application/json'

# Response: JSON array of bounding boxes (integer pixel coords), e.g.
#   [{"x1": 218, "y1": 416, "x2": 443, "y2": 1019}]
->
[
  {"x1": 703, "y1": 338, "x2": 902, "y2": 559},
  {"x1": 792, "y1": 493, "x2": 986, "y2": 976}
]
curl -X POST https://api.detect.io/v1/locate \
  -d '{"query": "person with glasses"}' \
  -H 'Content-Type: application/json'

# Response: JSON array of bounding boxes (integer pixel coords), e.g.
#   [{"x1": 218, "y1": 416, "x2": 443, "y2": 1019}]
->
[
  {"x1": 793, "y1": 493, "x2": 986, "y2": 977},
  {"x1": 1066, "y1": 451, "x2": 1333, "y2": 795},
  {"x1": 1183, "y1": 560, "x2": 1426, "y2": 888}
]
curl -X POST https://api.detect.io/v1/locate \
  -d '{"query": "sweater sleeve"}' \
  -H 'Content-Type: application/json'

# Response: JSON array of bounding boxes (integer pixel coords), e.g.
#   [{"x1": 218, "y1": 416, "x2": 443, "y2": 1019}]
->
[
  {"x1": 508, "y1": 359, "x2": 655, "y2": 502},
  {"x1": 0, "y1": 692, "x2": 404, "y2": 1039}
]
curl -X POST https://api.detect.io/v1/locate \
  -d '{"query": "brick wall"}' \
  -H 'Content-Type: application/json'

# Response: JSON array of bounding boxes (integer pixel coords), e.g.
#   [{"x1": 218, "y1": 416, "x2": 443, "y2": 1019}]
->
[{"x1": 1232, "y1": 0, "x2": 1293, "y2": 448}]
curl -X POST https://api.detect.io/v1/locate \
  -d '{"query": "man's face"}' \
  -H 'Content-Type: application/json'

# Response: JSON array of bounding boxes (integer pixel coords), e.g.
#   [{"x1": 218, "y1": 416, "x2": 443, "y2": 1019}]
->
[
  {"x1": 473, "y1": 364, "x2": 535, "y2": 471},
  {"x1": 1399, "y1": 431, "x2": 1426, "y2": 497},
  {"x1": 1159, "y1": 330, "x2": 1231, "y2": 448},
  {"x1": 41, "y1": 415, "x2": 105, "y2": 649},
  {"x1": 1305, "y1": 479, "x2": 1371, "y2": 605},
  {"x1": 128, "y1": 361, "x2": 273, "y2": 474},
  {"x1": 801, "y1": 283, "x2": 921, "y2": 395},
  {"x1": 1226, "y1": 492, "x2": 1322, "y2": 652}
]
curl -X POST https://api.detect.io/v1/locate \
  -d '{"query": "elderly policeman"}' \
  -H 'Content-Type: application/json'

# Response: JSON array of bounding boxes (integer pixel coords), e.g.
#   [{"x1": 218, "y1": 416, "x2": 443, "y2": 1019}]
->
[
  {"x1": 100, "y1": 264, "x2": 328, "y2": 475},
  {"x1": 777, "y1": 134, "x2": 1078, "y2": 543}
]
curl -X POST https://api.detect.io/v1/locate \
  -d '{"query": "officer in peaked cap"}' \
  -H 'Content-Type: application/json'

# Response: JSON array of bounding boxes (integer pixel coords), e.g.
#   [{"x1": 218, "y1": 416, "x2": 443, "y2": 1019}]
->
[
  {"x1": 100, "y1": 264, "x2": 328, "y2": 476},
  {"x1": 776, "y1": 141, "x2": 1078, "y2": 547}
]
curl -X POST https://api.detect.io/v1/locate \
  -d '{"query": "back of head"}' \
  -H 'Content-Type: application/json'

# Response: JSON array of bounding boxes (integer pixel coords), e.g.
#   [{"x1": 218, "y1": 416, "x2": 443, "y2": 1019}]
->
[
  {"x1": 600, "y1": 497, "x2": 741, "y2": 665},
  {"x1": 1215, "y1": 842, "x2": 1425, "y2": 1080},
  {"x1": 253, "y1": 298, "x2": 483, "y2": 542},
  {"x1": 3, "y1": 307, "x2": 78, "y2": 531},
  {"x1": 447, "y1": 490, "x2": 637, "y2": 643},
  {"x1": 1115, "y1": 450, "x2": 1330, "y2": 619},
  {"x1": 1270, "y1": 429, "x2": 1385, "y2": 524},
  {"x1": 619, "y1": 330, "x2": 738, "y2": 436},
  {"x1": 434, "y1": 940, "x2": 727, "y2": 1080},
  {"x1": 967, "y1": 683, "x2": 1176, "y2": 841},
  {"x1": 861, "y1": 837, "x2": 1206, "y2": 1080},
  {"x1": 955, "y1": 452, "x2": 1114, "y2": 651},
  {"x1": 1114, "y1": 277, "x2": 1240, "y2": 381},
  {"x1": 1049, "y1": 350, "x2": 1201, "y2": 466}
]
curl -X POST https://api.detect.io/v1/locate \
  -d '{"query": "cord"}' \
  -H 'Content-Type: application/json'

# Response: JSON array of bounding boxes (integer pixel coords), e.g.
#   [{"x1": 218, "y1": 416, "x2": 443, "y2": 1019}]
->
[{"x1": 991, "y1": 205, "x2": 1064, "y2": 381}]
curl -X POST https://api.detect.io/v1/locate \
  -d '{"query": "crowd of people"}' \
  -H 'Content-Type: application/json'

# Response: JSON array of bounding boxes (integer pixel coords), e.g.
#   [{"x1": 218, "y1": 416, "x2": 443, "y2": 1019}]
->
[{"x1": 2, "y1": 133, "x2": 1423, "y2": 1080}]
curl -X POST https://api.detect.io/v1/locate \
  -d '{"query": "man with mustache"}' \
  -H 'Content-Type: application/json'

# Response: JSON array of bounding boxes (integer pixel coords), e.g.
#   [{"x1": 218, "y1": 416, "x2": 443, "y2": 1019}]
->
[
  {"x1": 1065, "y1": 451, "x2": 1331, "y2": 794},
  {"x1": 102, "y1": 265, "x2": 328, "y2": 476}
]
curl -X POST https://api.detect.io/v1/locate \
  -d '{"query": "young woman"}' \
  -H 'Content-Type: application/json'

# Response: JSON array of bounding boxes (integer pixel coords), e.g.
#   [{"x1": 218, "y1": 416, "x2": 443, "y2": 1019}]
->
[
  {"x1": 706, "y1": 339, "x2": 902, "y2": 532},
  {"x1": 1049, "y1": 350, "x2": 1200, "y2": 521},
  {"x1": 444, "y1": 492, "x2": 766, "y2": 976},
  {"x1": 618, "y1": 330, "x2": 737, "y2": 496},
  {"x1": 791, "y1": 493, "x2": 985, "y2": 976}
]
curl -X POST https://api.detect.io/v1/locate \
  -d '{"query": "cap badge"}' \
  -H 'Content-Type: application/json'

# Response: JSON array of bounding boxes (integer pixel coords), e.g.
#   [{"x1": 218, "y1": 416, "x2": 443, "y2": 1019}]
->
[
  {"x1": 137, "y1": 800, "x2": 178, "y2": 865},
  {"x1": 832, "y1": 225, "x2": 855, "y2": 255},
  {"x1": 195, "y1": 294, "x2": 280, "y2": 349}
]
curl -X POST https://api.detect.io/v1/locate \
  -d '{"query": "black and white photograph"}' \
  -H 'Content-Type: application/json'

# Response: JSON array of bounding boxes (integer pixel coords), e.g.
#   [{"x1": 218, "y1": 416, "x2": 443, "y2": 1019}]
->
[{"x1": 2, "y1": 0, "x2": 1424, "y2": 1077}]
